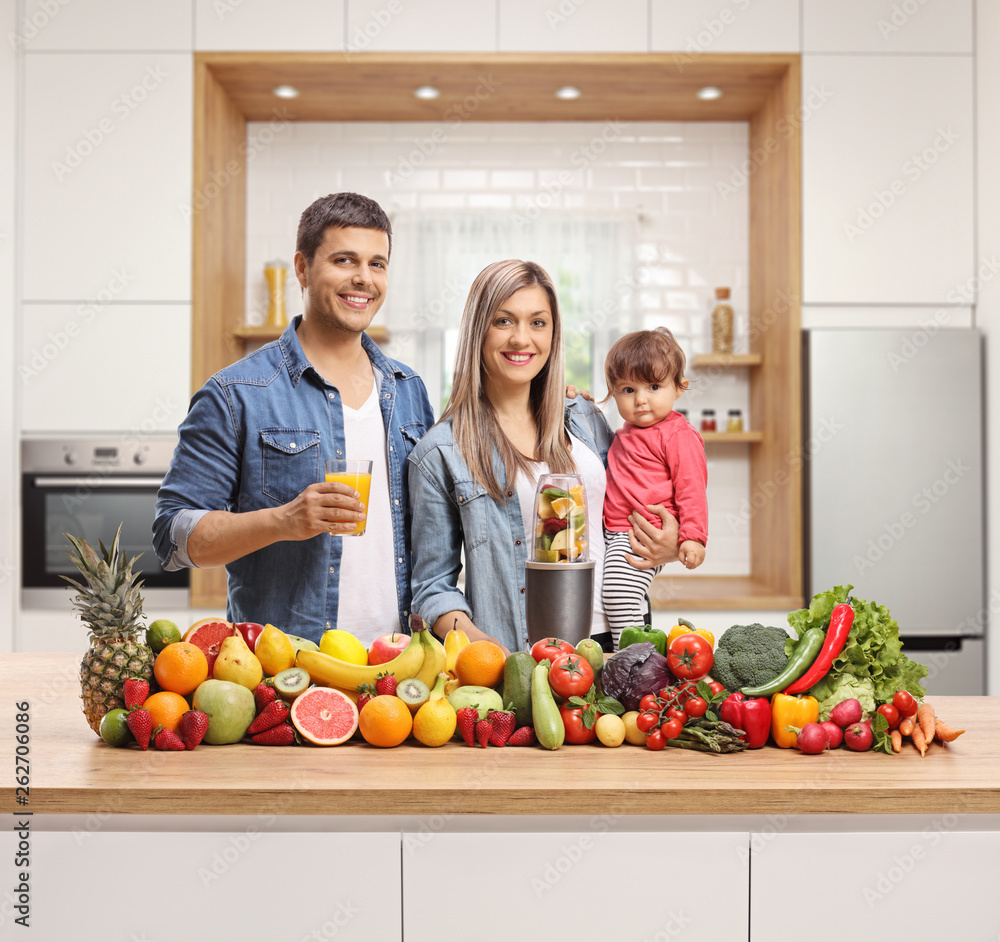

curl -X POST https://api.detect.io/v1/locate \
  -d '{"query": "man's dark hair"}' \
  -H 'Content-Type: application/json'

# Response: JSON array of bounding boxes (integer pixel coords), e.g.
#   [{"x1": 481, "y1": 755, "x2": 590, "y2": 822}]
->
[{"x1": 295, "y1": 192, "x2": 392, "y2": 263}]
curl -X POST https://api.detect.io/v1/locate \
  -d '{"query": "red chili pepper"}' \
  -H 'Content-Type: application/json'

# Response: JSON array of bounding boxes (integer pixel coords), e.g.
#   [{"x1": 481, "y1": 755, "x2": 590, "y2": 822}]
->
[
  {"x1": 782, "y1": 603, "x2": 855, "y2": 695},
  {"x1": 719, "y1": 692, "x2": 772, "y2": 749}
]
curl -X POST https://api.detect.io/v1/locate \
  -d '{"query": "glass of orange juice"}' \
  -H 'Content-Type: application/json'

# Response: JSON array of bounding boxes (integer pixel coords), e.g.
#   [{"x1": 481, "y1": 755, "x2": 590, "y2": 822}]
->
[{"x1": 323, "y1": 459, "x2": 373, "y2": 536}]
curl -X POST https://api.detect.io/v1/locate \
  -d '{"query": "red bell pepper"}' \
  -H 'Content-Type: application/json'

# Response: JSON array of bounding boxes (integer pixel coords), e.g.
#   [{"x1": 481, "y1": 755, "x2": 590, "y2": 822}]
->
[{"x1": 719, "y1": 692, "x2": 772, "y2": 749}]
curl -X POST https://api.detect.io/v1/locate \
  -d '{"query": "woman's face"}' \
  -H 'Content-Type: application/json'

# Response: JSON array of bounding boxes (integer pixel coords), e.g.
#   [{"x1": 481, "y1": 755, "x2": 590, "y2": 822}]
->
[{"x1": 481, "y1": 284, "x2": 553, "y2": 397}]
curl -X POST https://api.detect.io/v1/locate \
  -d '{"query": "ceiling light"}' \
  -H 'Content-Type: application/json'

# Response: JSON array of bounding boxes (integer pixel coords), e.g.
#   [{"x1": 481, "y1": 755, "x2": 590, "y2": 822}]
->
[
  {"x1": 272, "y1": 85, "x2": 300, "y2": 99},
  {"x1": 414, "y1": 85, "x2": 441, "y2": 100},
  {"x1": 555, "y1": 86, "x2": 582, "y2": 100},
  {"x1": 696, "y1": 86, "x2": 723, "y2": 101}
]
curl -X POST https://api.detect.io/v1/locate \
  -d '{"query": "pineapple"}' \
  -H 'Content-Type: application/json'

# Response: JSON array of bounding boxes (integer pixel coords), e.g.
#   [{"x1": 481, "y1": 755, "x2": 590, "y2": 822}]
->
[{"x1": 63, "y1": 525, "x2": 154, "y2": 735}]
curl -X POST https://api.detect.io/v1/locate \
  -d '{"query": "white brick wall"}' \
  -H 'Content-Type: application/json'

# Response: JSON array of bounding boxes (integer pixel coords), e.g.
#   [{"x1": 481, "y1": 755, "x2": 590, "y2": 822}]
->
[{"x1": 246, "y1": 119, "x2": 751, "y2": 574}]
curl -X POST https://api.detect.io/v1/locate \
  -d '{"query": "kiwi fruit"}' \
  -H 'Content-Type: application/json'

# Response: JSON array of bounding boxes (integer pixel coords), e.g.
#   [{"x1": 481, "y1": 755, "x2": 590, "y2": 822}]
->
[
  {"x1": 273, "y1": 667, "x2": 311, "y2": 702},
  {"x1": 396, "y1": 677, "x2": 430, "y2": 714}
]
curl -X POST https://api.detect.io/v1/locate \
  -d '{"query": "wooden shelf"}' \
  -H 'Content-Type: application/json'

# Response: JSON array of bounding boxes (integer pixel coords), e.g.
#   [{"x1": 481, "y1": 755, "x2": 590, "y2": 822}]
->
[
  {"x1": 693, "y1": 353, "x2": 762, "y2": 368},
  {"x1": 701, "y1": 431, "x2": 762, "y2": 444},
  {"x1": 649, "y1": 575, "x2": 801, "y2": 612},
  {"x1": 232, "y1": 324, "x2": 389, "y2": 344}
]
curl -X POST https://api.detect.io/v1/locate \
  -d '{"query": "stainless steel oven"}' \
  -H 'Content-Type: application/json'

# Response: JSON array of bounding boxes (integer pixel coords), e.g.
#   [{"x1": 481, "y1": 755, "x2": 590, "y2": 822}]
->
[{"x1": 21, "y1": 438, "x2": 189, "y2": 609}]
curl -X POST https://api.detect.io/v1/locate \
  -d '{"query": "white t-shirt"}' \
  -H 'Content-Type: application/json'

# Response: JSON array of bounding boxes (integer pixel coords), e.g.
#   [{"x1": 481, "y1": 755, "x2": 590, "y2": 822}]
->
[
  {"x1": 515, "y1": 433, "x2": 610, "y2": 637},
  {"x1": 336, "y1": 369, "x2": 399, "y2": 647}
]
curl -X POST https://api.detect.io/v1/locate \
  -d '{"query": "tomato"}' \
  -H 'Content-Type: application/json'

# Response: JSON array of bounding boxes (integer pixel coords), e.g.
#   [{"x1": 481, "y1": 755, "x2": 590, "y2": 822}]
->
[
  {"x1": 547, "y1": 653, "x2": 595, "y2": 699},
  {"x1": 559, "y1": 704, "x2": 598, "y2": 744},
  {"x1": 636, "y1": 711, "x2": 659, "y2": 733},
  {"x1": 531, "y1": 637, "x2": 575, "y2": 664},
  {"x1": 665, "y1": 705, "x2": 687, "y2": 723},
  {"x1": 675, "y1": 681, "x2": 699, "y2": 702},
  {"x1": 639, "y1": 694, "x2": 659, "y2": 712},
  {"x1": 645, "y1": 729, "x2": 666, "y2": 751},
  {"x1": 707, "y1": 681, "x2": 725, "y2": 695},
  {"x1": 684, "y1": 696, "x2": 708, "y2": 718},
  {"x1": 877, "y1": 703, "x2": 900, "y2": 730},
  {"x1": 666, "y1": 634, "x2": 714, "y2": 681},
  {"x1": 892, "y1": 690, "x2": 918, "y2": 718},
  {"x1": 659, "y1": 717, "x2": 683, "y2": 740}
]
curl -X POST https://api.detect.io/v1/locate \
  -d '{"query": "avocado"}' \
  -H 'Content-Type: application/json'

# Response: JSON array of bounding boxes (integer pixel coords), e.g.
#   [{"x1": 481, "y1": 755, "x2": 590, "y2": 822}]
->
[{"x1": 502, "y1": 651, "x2": 536, "y2": 727}]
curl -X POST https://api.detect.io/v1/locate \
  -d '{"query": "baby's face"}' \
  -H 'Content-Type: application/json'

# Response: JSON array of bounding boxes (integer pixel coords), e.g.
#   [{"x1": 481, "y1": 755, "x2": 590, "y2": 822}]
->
[{"x1": 611, "y1": 376, "x2": 684, "y2": 427}]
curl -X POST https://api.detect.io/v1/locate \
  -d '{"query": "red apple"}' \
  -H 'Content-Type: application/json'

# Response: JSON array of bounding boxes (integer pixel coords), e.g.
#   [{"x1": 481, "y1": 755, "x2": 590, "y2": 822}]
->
[
  {"x1": 235, "y1": 622, "x2": 265, "y2": 651},
  {"x1": 367, "y1": 632, "x2": 410, "y2": 665}
]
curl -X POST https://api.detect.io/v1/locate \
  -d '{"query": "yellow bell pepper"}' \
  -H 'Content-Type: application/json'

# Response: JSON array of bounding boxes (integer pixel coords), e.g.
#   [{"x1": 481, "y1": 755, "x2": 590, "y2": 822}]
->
[
  {"x1": 666, "y1": 623, "x2": 715, "y2": 650},
  {"x1": 771, "y1": 692, "x2": 819, "y2": 749}
]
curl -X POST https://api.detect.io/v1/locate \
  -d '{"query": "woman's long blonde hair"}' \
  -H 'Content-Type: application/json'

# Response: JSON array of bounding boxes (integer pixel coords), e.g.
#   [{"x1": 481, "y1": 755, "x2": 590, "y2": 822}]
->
[{"x1": 441, "y1": 259, "x2": 575, "y2": 500}]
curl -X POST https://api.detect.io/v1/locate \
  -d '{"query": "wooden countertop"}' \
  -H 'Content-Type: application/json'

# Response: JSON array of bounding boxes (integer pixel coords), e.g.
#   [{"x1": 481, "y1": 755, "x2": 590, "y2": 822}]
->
[{"x1": 4, "y1": 654, "x2": 997, "y2": 817}]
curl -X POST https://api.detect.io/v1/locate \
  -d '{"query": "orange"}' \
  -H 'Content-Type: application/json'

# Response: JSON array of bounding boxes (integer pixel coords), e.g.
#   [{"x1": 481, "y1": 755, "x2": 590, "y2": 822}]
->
[
  {"x1": 153, "y1": 642, "x2": 209, "y2": 695},
  {"x1": 455, "y1": 640, "x2": 506, "y2": 688},
  {"x1": 142, "y1": 691, "x2": 190, "y2": 733},
  {"x1": 357, "y1": 695, "x2": 412, "y2": 748}
]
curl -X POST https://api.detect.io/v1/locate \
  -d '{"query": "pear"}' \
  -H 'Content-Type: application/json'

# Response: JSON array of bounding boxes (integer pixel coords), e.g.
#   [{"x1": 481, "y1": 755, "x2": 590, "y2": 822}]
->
[{"x1": 212, "y1": 633, "x2": 264, "y2": 689}]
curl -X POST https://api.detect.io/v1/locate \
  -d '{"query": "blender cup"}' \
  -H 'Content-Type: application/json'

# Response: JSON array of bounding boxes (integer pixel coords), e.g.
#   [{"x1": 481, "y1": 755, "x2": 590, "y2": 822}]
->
[{"x1": 524, "y1": 473, "x2": 595, "y2": 648}]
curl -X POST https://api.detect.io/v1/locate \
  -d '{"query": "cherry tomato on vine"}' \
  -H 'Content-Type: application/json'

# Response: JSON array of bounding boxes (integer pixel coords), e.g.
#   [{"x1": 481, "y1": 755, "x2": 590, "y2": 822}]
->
[
  {"x1": 636, "y1": 711, "x2": 659, "y2": 733},
  {"x1": 892, "y1": 690, "x2": 918, "y2": 718},
  {"x1": 659, "y1": 717, "x2": 684, "y2": 740},
  {"x1": 657, "y1": 687, "x2": 674, "y2": 701},
  {"x1": 877, "y1": 703, "x2": 900, "y2": 730},
  {"x1": 645, "y1": 729, "x2": 666, "y2": 751},
  {"x1": 684, "y1": 696, "x2": 708, "y2": 718},
  {"x1": 665, "y1": 705, "x2": 687, "y2": 723},
  {"x1": 666, "y1": 634, "x2": 714, "y2": 682},
  {"x1": 675, "y1": 681, "x2": 698, "y2": 701},
  {"x1": 531, "y1": 637, "x2": 575, "y2": 664},
  {"x1": 708, "y1": 681, "x2": 725, "y2": 695},
  {"x1": 547, "y1": 653, "x2": 595, "y2": 699},
  {"x1": 639, "y1": 694, "x2": 659, "y2": 712}
]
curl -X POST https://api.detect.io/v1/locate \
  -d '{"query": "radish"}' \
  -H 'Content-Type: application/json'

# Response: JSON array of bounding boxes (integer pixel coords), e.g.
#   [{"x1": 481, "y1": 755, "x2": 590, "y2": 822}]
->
[
  {"x1": 844, "y1": 719, "x2": 873, "y2": 751},
  {"x1": 818, "y1": 720, "x2": 843, "y2": 749},
  {"x1": 795, "y1": 723, "x2": 830, "y2": 755},
  {"x1": 829, "y1": 698, "x2": 863, "y2": 728}
]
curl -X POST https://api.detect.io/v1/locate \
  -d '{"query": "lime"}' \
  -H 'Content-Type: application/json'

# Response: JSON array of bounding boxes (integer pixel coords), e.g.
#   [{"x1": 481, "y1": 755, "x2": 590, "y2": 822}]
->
[
  {"x1": 99, "y1": 708, "x2": 132, "y2": 748},
  {"x1": 146, "y1": 618, "x2": 181, "y2": 653},
  {"x1": 319, "y1": 628, "x2": 368, "y2": 665}
]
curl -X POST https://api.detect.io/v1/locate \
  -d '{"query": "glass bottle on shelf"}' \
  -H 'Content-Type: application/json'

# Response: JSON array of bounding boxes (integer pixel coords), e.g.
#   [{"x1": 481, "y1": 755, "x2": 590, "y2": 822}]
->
[
  {"x1": 711, "y1": 287, "x2": 734, "y2": 355},
  {"x1": 700, "y1": 409, "x2": 717, "y2": 433},
  {"x1": 727, "y1": 409, "x2": 744, "y2": 433},
  {"x1": 264, "y1": 259, "x2": 289, "y2": 328}
]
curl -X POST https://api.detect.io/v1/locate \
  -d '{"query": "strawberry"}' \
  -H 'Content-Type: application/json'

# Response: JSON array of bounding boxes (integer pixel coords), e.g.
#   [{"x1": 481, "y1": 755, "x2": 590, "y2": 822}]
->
[
  {"x1": 356, "y1": 682, "x2": 377, "y2": 712},
  {"x1": 488, "y1": 708, "x2": 516, "y2": 747},
  {"x1": 375, "y1": 672, "x2": 398, "y2": 697},
  {"x1": 475, "y1": 718, "x2": 493, "y2": 749},
  {"x1": 152, "y1": 726, "x2": 186, "y2": 751},
  {"x1": 507, "y1": 726, "x2": 537, "y2": 746},
  {"x1": 251, "y1": 722, "x2": 295, "y2": 745},
  {"x1": 456, "y1": 707, "x2": 479, "y2": 747},
  {"x1": 247, "y1": 699, "x2": 290, "y2": 735},
  {"x1": 253, "y1": 680, "x2": 277, "y2": 714},
  {"x1": 126, "y1": 707, "x2": 152, "y2": 751},
  {"x1": 177, "y1": 710, "x2": 209, "y2": 751},
  {"x1": 123, "y1": 677, "x2": 149, "y2": 711}
]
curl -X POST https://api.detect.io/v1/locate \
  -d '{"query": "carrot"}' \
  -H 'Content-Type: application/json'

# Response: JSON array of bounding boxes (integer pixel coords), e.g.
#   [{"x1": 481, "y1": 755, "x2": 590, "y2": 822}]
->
[
  {"x1": 933, "y1": 719, "x2": 965, "y2": 743},
  {"x1": 898, "y1": 717, "x2": 915, "y2": 737},
  {"x1": 911, "y1": 722, "x2": 928, "y2": 757},
  {"x1": 890, "y1": 729, "x2": 903, "y2": 753},
  {"x1": 916, "y1": 701, "x2": 936, "y2": 744}
]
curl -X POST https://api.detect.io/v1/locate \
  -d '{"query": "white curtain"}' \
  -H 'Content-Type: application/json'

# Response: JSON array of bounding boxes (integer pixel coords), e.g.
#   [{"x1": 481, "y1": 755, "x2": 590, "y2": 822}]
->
[{"x1": 382, "y1": 212, "x2": 637, "y2": 411}]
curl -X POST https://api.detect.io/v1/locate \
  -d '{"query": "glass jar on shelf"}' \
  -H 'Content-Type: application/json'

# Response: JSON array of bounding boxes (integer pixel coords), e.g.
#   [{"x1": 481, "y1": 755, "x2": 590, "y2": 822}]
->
[
  {"x1": 700, "y1": 409, "x2": 717, "y2": 433},
  {"x1": 711, "y1": 287, "x2": 734, "y2": 355},
  {"x1": 726, "y1": 409, "x2": 744, "y2": 433}
]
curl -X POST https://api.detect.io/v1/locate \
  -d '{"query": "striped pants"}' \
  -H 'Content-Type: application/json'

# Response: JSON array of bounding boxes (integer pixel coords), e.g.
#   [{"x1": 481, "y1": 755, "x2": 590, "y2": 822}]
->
[{"x1": 602, "y1": 530, "x2": 661, "y2": 649}]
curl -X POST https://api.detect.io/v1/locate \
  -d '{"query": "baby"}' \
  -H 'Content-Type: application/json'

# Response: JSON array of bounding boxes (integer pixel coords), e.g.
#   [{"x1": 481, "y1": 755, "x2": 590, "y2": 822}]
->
[{"x1": 601, "y1": 327, "x2": 708, "y2": 646}]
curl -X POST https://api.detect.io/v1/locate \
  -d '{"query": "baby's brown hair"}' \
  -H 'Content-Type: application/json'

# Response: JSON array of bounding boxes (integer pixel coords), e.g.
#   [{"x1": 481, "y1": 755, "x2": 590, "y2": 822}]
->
[{"x1": 603, "y1": 327, "x2": 687, "y2": 401}]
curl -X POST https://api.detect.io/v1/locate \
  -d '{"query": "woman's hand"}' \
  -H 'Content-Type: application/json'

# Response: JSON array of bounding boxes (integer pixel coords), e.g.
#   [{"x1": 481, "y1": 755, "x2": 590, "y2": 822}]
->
[{"x1": 624, "y1": 505, "x2": 681, "y2": 570}]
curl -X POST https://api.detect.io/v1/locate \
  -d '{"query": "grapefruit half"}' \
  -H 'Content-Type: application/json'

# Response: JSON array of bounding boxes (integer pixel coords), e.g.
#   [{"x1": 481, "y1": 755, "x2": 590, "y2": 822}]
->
[
  {"x1": 290, "y1": 687, "x2": 359, "y2": 746},
  {"x1": 182, "y1": 618, "x2": 236, "y2": 677}
]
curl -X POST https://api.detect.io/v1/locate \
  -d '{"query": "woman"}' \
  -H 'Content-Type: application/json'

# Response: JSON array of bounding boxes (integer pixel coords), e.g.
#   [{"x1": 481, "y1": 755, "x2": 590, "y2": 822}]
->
[{"x1": 407, "y1": 259, "x2": 678, "y2": 653}]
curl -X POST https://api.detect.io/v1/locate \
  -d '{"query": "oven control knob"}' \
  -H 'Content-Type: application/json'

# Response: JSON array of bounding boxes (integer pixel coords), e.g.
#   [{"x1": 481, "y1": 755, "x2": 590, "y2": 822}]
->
[
  {"x1": 64, "y1": 450, "x2": 77, "y2": 465},
  {"x1": 133, "y1": 451, "x2": 147, "y2": 466}
]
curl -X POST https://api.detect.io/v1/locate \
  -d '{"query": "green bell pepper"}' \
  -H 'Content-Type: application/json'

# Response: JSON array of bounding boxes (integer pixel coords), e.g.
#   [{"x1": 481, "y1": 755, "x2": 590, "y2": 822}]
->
[{"x1": 618, "y1": 625, "x2": 667, "y2": 656}]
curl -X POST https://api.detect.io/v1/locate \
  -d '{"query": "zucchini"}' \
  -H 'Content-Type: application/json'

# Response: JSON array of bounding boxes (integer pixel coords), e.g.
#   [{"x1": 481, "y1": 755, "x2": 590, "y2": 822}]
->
[
  {"x1": 740, "y1": 627, "x2": 826, "y2": 698},
  {"x1": 531, "y1": 662, "x2": 564, "y2": 750}
]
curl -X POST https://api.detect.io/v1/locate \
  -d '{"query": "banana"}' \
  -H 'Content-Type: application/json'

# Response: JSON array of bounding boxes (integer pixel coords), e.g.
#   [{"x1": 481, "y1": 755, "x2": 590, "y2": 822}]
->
[
  {"x1": 294, "y1": 631, "x2": 425, "y2": 689},
  {"x1": 444, "y1": 626, "x2": 471, "y2": 674},
  {"x1": 428, "y1": 672, "x2": 449, "y2": 701},
  {"x1": 414, "y1": 629, "x2": 448, "y2": 688}
]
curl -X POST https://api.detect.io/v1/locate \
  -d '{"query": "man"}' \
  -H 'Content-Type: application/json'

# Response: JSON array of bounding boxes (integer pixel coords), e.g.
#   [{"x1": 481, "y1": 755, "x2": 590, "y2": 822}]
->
[{"x1": 153, "y1": 193, "x2": 434, "y2": 645}]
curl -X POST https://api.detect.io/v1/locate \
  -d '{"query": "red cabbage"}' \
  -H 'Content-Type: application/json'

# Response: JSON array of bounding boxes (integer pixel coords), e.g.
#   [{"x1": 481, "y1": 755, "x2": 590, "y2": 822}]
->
[{"x1": 600, "y1": 642, "x2": 676, "y2": 711}]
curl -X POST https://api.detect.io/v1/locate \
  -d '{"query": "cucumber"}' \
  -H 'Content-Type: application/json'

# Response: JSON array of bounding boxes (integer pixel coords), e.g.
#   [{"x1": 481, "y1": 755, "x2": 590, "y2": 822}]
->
[
  {"x1": 531, "y1": 662, "x2": 565, "y2": 750},
  {"x1": 502, "y1": 651, "x2": 536, "y2": 728}
]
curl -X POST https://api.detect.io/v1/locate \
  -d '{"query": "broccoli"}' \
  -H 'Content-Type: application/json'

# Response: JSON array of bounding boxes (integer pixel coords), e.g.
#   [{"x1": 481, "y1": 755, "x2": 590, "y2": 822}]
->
[{"x1": 711, "y1": 623, "x2": 791, "y2": 692}]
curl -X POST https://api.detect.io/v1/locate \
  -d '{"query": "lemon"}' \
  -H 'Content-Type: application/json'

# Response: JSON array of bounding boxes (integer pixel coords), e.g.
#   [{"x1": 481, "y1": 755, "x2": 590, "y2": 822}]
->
[
  {"x1": 621, "y1": 711, "x2": 647, "y2": 746},
  {"x1": 595, "y1": 714, "x2": 626, "y2": 747},
  {"x1": 99, "y1": 708, "x2": 132, "y2": 748},
  {"x1": 412, "y1": 697, "x2": 458, "y2": 747},
  {"x1": 146, "y1": 618, "x2": 181, "y2": 654},
  {"x1": 320, "y1": 628, "x2": 368, "y2": 665}
]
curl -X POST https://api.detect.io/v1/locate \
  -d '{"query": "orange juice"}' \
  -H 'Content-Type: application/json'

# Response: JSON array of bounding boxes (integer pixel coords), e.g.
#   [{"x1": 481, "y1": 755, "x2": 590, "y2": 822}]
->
[{"x1": 324, "y1": 471, "x2": 372, "y2": 535}]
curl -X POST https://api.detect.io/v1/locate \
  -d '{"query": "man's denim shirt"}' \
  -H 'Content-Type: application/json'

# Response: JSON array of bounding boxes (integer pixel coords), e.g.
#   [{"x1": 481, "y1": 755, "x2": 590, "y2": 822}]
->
[{"x1": 153, "y1": 317, "x2": 435, "y2": 642}]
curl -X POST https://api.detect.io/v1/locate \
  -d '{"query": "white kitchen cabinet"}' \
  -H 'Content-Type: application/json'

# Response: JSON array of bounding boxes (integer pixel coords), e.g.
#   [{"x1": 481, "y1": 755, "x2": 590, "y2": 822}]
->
[
  {"x1": 751, "y1": 830, "x2": 1000, "y2": 939},
  {"x1": 195, "y1": 0, "x2": 345, "y2": 51},
  {"x1": 346, "y1": 0, "x2": 494, "y2": 51},
  {"x1": 19, "y1": 304, "x2": 191, "y2": 434},
  {"x1": 802, "y1": 55, "x2": 974, "y2": 305},
  {"x1": 22, "y1": 53, "x2": 192, "y2": 303},
  {"x1": 18, "y1": 0, "x2": 192, "y2": 51},
  {"x1": 500, "y1": 0, "x2": 649, "y2": 52},
  {"x1": 804, "y1": 0, "x2": 973, "y2": 54},
  {"x1": 650, "y1": 0, "x2": 800, "y2": 53},
  {"x1": 0, "y1": 830, "x2": 402, "y2": 941},
  {"x1": 403, "y1": 831, "x2": 749, "y2": 942}
]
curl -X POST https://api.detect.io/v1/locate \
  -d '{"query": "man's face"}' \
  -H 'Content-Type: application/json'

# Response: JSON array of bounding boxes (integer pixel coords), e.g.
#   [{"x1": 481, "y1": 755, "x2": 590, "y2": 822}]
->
[{"x1": 294, "y1": 226, "x2": 389, "y2": 334}]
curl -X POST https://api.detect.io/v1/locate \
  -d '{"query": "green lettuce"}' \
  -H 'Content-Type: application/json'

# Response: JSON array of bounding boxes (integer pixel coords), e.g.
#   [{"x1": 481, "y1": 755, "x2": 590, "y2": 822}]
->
[
  {"x1": 785, "y1": 584, "x2": 928, "y2": 705},
  {"x1": 810, "y1": 674, "x2": 876, "y2": 721}
]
